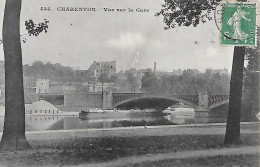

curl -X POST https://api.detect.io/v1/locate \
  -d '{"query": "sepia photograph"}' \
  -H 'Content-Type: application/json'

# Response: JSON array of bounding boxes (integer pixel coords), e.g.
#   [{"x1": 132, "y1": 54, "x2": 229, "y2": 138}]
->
[{"x1": 0, "y1": 0, "x2": 259, "y2": 166}]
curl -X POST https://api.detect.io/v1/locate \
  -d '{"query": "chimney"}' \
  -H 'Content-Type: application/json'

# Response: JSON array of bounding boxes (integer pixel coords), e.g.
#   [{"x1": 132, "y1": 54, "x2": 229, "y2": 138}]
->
[{"x1": 153, "y1": 62, "x2": 156, "y2": 74}]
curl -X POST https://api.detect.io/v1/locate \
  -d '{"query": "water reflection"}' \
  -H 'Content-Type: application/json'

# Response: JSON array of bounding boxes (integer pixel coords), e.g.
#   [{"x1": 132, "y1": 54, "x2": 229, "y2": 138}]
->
[
  {"x1": 0, "y1": 116, "x2": 64, "y2": 131},
  {"x1": 47, "y1": 113, "x2": 174, "y2": 130},
  {"x1": 25, "y1": 116, "x2": 63, "y2": 131},
  {"x1": 0, "y1": 111, "x2": 228, "y2": 132}
]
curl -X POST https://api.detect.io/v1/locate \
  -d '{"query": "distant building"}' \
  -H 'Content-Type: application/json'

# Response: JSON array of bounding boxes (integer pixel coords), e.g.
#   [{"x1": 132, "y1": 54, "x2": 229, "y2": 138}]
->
[
  {"x1": 36, "y1": 79, "x2": 50, "y2": 94},
  {"x1": 23, "y1": 75, "x2": 35, "y2": 88},
  {"x1": 87, "y1": 61, "x2": 116, "y2": 79},
  {"x1": 62, "y1": 85, "x2": 88, "y2": 94},
  {"x1": 25, "y1": 100, "x2": 61, "y2": 115},
  {"x1": 88, "y1": 82, "x2": 115, "y2": 93},
  {"x1": 206, "y1": 69, "x2": 229, "y2": 75}
]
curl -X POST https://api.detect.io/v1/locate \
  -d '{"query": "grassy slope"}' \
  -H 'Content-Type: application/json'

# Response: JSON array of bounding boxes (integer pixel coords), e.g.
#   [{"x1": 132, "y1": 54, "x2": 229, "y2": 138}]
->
[{"x1": 0, "y1": 133, "x2": 259, "y2": 166}]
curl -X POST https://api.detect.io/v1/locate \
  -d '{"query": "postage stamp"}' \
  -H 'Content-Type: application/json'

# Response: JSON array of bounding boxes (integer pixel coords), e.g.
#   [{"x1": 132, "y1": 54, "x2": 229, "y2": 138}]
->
[{"x1": 221, "y1": 3, "x2": 257, "y2": 46}]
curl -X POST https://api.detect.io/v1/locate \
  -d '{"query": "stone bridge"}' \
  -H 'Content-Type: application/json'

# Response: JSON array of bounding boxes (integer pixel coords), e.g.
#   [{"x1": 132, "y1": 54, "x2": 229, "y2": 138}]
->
[{"x1": 102, "y1": 92, "x2": 229, "y2": 112}]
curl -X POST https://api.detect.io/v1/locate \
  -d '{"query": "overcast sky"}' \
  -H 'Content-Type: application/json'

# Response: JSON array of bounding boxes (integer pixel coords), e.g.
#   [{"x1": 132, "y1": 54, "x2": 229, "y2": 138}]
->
[{"x1": 0, "y1": 0, "x2": 259, "y2": 72}]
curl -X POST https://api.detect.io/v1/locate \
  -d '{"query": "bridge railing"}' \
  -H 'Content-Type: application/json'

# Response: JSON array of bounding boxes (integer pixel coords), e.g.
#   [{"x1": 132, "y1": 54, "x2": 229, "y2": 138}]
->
[
  {"x1": 112, "y1": 93, "x2": 199, "y2": 106},
  {"x1": 112, "y1": 93, "x2": 229, "y2": 108},
  {"x1": 112, "y1": 93, "x2": 145, "y2": 105},
  {"x1": 208, "y1": 94, "x2": 229, "y2": 106}
]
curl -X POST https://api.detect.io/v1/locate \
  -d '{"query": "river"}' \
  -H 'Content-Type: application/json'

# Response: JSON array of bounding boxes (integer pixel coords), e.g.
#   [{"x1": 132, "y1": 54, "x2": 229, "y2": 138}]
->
[{"x1": 0, "y1": 108, "x2": 228, "y2": 132}]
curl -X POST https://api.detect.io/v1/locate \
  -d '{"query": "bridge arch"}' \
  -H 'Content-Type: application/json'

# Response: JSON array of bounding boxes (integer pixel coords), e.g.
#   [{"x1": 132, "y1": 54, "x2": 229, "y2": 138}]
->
[{"x1": 113, "y1": 96, "x2": 198, "y2": 109}]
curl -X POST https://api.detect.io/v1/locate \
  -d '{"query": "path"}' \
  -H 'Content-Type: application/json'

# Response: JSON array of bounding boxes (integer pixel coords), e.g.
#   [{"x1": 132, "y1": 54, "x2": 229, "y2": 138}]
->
[{"x1": 70, "y1": 146, "x2": 260, "y2": 167}]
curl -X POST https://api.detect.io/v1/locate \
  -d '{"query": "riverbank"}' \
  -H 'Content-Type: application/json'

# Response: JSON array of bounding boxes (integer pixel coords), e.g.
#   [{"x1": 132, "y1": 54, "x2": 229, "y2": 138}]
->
[
  {"x1": 0, "y1": 122, "x2": 259, "y2": 166},
  {"x1": 23, "y1": 122, "x2": 260, "y2": 143}
]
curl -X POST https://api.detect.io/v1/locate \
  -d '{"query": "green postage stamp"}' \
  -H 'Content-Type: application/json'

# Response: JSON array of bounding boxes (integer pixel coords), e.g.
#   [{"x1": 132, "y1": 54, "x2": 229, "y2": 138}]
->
[{"x1": 221, "y1": 3, "x2": 256, "y2": 46}]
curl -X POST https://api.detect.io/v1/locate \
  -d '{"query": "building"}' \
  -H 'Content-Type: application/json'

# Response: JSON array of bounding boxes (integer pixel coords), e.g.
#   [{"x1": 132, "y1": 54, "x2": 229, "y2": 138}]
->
[
  {"x1": 88, "y1": 82, "x2": 115, "y2": 93},
  {"x1": 23, "y1": 75, "x2": 35, "y2": 88},
  {"x1": 87, "y1": 61, "x2": 116, "y2": 79},
  {"x1": 25, "y1": 100, "x2": 61, "y2": 115},
  {"x1": 36, "y1": 79, "x2": 50, "y2": 94}
]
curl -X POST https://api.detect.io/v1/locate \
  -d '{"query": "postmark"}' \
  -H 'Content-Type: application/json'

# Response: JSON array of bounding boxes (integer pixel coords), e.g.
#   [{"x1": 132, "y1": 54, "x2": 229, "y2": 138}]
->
[{"x1": 221, "y1": 3, "x2": 257, "y2": 46}]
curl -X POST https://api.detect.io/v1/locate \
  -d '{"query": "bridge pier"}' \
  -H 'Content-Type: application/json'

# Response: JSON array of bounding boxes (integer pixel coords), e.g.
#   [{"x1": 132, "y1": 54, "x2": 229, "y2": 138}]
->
[
  {"x1": 195, "y1": 92, "x2": 210, "y2": 117},
  {"x1": 103, "y1": 91, "x2": 113, "y2": 110},
  {"x1": 198, "y1": 92, "x2": 209, "y2": 108},
  {"x1": 194, "y1": 109, "x2": 209, "y2": 117}
]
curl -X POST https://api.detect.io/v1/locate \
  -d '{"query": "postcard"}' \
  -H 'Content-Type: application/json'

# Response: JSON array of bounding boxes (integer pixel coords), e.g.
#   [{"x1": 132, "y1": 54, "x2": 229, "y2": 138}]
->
[{"x1": 0, "y1": 0, "x2": 259, "y2": 166}]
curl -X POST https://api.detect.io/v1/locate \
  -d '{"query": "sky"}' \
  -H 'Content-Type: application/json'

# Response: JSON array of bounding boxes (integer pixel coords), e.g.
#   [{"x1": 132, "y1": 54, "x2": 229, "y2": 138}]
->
[{"x1": 0, "y1": 0, "x2": 259, "y2": 72}]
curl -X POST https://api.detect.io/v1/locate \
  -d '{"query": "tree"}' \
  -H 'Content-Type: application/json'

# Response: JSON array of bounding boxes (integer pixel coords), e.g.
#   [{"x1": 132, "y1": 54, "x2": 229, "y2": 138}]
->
[
  {"x1": 141, "y1": 69, "x2": 159, "y2": 93},
  {"x1": 23, "y1": 61, "x2": 84, "y2": 83},
  {"x1": 223, "y1": 0, "x2": 248, "y2": 145},
  {"x1": 0, "y1": 0, "x2": 30, "y2": 151},
  {"x1": 156, "y1": 0, "x2": 249, "y2": 145},
  {"x1": 155, "y1": 0, "x2": 220, "y2": 29},
  {"x1": 157, "y1": 70, "x2": 230, "y2": 94},
  {"x1": 109, "y1": 74, "x2": 118, "y2": 83},
  {"x1": 98, "y1": 73, "x2": 110, "y2": 83},
  {"x1": 0, "y1": 0, "x2": 48, "y2": 151},
  {"x1": 224, "y1": 46, "x2": 245, "y2": 144},
  {"x1": 127, "y1": 73, "x2": 138, "y2": 93}
]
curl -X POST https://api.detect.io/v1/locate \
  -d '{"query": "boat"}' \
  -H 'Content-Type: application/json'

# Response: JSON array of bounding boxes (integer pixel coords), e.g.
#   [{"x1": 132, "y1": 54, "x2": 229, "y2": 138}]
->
[
  {"x1": 141, "y1": 108, "x2": 156, "y2": 113},
  {"x1": 162, "y1": 106, "x2": 195, "y2": 117}
]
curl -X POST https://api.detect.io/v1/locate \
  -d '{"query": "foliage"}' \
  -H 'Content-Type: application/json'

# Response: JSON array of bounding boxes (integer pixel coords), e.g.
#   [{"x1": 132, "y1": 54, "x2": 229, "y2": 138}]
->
[
  {"x1": 243, "y1": 28, "x2": 260, "y2": 119},
  {"x1": 97, "y1": 73, "x2": 119, "y2": 83},
  {"x1": 109, "y1": 74, "x2": 118, "y2": 83},
  {"x1": 127, "y1": 73, "x2": 139, "y2": 93},
  {"x1": 25, "y1": 19, "x2": 49, "y2": 36},
  {"x1": 98, "y1": 73, "x2": 110, "y2": 83},
  {"x1": 155, "y1": 0, "x2": 221, "y2": 29},
  {"x1": 0, "y1": 19, "x2": 49, "y2": 44},
  {"x1": 23, "y1": 61, "x2": 87, "y2": 83},
  {"x1": 141, "y1": 69, "x2": 160, "y2": 93},
  {"x1": 142, "y1": 69, "x2": 230, "y2": 94}
]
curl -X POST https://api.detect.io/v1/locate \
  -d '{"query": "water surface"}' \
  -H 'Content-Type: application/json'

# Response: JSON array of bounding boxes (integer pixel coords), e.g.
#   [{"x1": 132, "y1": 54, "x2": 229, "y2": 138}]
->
[{"x1": 0, "y1": 110, "x2": 228, "y2": 131}]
